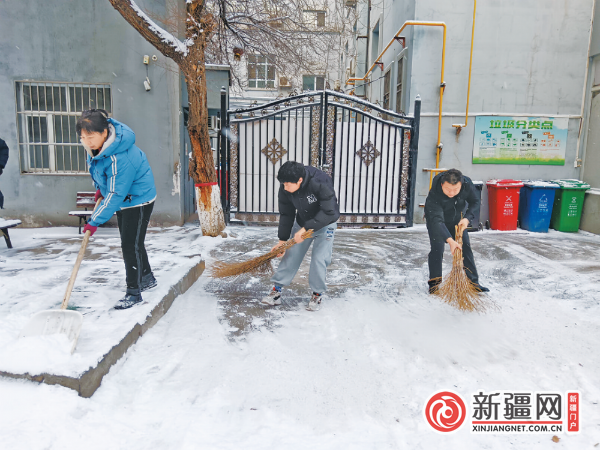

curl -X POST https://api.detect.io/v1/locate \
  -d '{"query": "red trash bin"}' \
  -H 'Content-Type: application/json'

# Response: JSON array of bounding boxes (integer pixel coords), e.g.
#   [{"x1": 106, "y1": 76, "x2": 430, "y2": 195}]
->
[{"x1": 486, "y1": 179, "x2": 524, "y2": 230}]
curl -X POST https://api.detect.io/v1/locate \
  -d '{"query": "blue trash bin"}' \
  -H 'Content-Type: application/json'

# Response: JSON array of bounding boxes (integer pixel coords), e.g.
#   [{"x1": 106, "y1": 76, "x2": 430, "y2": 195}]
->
[{"x1": 518, "y1": 181, "x2": 560, "y2": 232}]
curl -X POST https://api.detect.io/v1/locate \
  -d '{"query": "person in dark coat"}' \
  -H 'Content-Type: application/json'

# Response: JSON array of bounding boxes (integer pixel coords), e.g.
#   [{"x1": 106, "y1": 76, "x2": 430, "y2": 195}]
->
[
  {"x1": 262, "y1": 161, "x2": 340, "y2": 311},
  {"x1": 76, "y1": 109, "x2": 157, "y2": 310},
  {"x1": 0, "y1": 138, "x2": 8, "y2": 209},
  {"x1": 425, "y1": 168, "x2": 489, "y2": 294}
]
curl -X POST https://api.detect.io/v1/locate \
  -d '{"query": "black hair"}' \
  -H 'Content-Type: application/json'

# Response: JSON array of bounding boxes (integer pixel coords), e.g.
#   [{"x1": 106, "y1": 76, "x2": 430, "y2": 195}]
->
[
  {"x1": 76, "y1": 109, "x2": 110, "y2": 135},
  {"x1": 277, "y1": 161, "x2": 306, "y2": 183},
  {"x1": 440, "y1": 168, "x2": 463, "y2": 185}
]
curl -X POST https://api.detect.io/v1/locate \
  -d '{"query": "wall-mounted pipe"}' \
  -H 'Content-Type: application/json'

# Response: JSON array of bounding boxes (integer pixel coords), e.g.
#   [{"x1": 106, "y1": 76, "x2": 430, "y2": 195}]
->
[
  {"x1": 347, "y1": 20, "x2": 447, "y2": 168},
  {"x1": 452, "y1": 0, "x2": 476, "y2": 133}
]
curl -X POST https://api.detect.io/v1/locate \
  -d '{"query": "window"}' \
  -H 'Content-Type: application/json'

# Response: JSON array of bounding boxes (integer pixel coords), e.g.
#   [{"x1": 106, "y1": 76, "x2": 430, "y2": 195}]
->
[
  {"x1": 15, "y1": 81, "x2": 112, "y2": 174},
  {"x1": 371, "y1": 21, "x2": 380, "y2": 64},
  {"x1": 302, "y1": 75, "x2": 325, "y2": 91},
  {"x1": 383, "y1": 69, "x2": 391, "y2": 111},
  {"x1": 396, "y1": 57, "x2": 404, "y2": 114},
  {"x1": 247, "y1": 55, "x2": 275, "y2": 89},
  {"x1": 303, "y1": 10, "x2": 326, "y2": 27}
]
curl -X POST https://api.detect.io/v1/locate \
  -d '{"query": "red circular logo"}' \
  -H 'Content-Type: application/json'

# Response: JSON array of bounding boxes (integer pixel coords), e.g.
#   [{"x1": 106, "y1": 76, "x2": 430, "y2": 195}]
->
[{"x1": 424, "y1": 391, "x2": 467, "y2": 433}]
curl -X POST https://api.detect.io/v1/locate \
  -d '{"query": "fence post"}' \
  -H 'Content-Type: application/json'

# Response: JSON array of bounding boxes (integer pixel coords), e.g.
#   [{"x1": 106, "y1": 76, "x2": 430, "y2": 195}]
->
[
  {"x1": 220, "y1": 86, "x2": 229, "y2": 224},
  {"x1": 406, "y1": 95, "x2": 421, "y2": 227}
]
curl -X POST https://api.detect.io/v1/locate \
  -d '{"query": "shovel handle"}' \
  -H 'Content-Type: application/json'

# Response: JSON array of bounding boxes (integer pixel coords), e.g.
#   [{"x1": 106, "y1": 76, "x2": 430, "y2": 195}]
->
[{"x1": 61, "y1": 197, "x2": 103, "y2": 310}]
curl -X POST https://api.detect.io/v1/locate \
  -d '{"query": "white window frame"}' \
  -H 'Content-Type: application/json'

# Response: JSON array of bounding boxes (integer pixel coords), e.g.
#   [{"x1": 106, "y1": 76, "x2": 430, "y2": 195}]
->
[
  {"x1": 303, "y1": 10, "x2": 326, "y2": 27},
  {"x1": 15, "y1": 81, "x2": 112, "y2": 174},
  {"x1": 247, "y1": 55, "x2": 276, "y2": 90},
  {"x1": 394, "y1": 48, "x2": 408, "y2": 114},
  {"x1": 302, "y1": 75, "x2": 326, "y2": 91}
]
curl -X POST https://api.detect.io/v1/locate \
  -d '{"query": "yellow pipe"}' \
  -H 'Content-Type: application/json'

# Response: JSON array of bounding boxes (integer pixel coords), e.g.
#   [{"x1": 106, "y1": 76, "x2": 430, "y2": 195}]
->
[
  {"x1": 452, "y1": 0, "x2": 476, "y2": 130},
  {"x1": 347, "y1": 20, "x2": 447, "y2": 189},
  {"x1": 346, "y1": 20, "x2": 448, "y2": 189}
]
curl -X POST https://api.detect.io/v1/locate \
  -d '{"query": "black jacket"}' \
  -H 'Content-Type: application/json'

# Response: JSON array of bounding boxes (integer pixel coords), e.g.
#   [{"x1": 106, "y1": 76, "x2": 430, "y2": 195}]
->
[
  {"x1": 424, "y1": 172, "x2": 480, "y2": 240},
  {"x1": 278, "y1": 165, "x2": 340, "y2": 241},
  {"x1": 0, "y1": 139, "x2": 8, "y2": 170}
]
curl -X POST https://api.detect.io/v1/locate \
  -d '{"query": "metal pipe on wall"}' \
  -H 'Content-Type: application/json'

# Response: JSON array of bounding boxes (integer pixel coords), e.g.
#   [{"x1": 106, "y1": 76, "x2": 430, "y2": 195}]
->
[{"x1": 347, "y1": 20, "x2": 447, "y2": 188}]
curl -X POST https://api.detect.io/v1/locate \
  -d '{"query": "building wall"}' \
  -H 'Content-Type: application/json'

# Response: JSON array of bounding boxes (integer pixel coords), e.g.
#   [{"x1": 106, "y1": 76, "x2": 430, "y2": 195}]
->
[
  {"x1": 0, "y1": 0, "x2": 184, "y2": 227},
  {"x1": 351, "y1": 0, "x2": 593, "y2": 223}
]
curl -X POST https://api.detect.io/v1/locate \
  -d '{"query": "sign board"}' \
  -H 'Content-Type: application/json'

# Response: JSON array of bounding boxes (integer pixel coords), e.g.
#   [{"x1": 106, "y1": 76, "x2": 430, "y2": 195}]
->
[{"x1": 473, "y1": 116, "x2": 568, "y2": 165}]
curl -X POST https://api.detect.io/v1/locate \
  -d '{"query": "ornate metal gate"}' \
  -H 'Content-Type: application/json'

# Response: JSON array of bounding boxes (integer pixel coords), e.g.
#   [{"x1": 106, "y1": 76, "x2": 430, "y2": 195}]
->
[{"x1": 225, "y1": 90, "x2": 421, "y2": 227}]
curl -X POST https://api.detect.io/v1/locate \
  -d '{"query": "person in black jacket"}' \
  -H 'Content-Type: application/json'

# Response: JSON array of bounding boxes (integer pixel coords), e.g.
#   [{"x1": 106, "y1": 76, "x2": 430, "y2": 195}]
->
[
  {"x1": 425, "y1": 169, "x2": 489, "y2": 294},
  {"x1": 262, "y1": 161, "x2": 340, "y2": 311},
  {"x1": 0, "y1": 138, "x2": 8, "y2": 209}
]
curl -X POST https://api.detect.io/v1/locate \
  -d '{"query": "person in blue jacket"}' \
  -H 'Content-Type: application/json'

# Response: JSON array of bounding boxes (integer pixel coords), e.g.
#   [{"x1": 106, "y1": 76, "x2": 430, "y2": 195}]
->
[{"x1": 76, "y1": 109, "x2": 157, "y2": 310}]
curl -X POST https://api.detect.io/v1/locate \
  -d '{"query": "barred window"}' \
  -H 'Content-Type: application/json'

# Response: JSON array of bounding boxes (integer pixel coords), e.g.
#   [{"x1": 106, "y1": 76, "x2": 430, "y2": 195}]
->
[{"x1": 15, "y1": 81, "x2": 112, "y2": 174}]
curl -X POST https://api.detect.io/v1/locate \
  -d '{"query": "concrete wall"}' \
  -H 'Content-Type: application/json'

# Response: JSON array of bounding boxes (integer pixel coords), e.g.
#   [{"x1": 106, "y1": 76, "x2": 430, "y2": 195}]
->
[
  {"x1": 0, "y1": 0, "x2": 184, "y2": 227},
  {"x1": 354, "y1": 0, "x2": 593, "y2": 223}
]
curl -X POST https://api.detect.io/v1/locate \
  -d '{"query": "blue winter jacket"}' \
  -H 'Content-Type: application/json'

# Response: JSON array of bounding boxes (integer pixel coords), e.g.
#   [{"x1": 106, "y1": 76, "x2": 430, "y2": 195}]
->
[{"x1": 86, "y1": 118, "x2": 156, "y2": 227}]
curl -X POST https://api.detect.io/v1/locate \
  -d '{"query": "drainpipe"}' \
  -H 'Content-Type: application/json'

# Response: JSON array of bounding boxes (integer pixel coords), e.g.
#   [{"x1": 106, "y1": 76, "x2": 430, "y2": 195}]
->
[
  {"x1": 348, "y1": 20, "x2": 447, "y2": 189},
  {"x1": 576, "y1": 0, "x2": 597, "y2": 169},
  {"x1": 451, "y1": 0, "x2": 476, "y2": 134}
]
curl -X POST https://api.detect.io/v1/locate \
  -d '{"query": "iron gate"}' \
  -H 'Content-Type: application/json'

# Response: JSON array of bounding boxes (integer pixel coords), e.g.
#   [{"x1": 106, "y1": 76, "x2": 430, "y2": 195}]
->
[{"x1": 224, "y1": 90, "x2": 420, "y2": 227}]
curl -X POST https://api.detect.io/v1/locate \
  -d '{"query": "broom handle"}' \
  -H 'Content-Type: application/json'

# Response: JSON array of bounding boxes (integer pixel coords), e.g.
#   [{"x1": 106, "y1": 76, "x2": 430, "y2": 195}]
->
[{"x1": 61, "y1": 197, "x2": 102, "y2": 310}]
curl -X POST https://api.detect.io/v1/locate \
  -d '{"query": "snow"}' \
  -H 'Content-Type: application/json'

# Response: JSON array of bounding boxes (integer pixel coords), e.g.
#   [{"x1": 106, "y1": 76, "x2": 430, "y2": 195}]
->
[
  {"x1": 130, "y1": 0, "x2": 192, "y2": 56},
  {"x1": 0, "y1": 226, "x2": 210, "y2": 377},
  {"x1": 1, "y1": 225, "x2": 599, "y2": 449},
  {"x1": 0, "y1": 218, "x2": 21, "y2": 228},
  {"x1": 522, "y1": 180, "x2": 560, "y2": 188}
]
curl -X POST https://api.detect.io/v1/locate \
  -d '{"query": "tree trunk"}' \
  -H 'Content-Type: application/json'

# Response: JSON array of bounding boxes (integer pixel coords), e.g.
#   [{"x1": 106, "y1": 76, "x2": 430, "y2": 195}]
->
[{"x1": 185, "y1": 47, "x2": 226, "y2": 236}]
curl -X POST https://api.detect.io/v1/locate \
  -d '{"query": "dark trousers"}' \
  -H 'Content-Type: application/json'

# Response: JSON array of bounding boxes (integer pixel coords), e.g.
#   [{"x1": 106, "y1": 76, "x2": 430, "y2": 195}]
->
[
  {"x1": 427, "y1": 223, "x2": 479, "y2": 283},
  {"x1": 117, "y1": 202, "x2": 154, "y2": 290}
]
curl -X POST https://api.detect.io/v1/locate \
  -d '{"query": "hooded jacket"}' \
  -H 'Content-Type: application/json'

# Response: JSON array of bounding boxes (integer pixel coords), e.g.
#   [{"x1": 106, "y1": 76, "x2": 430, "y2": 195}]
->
[
  {"x1": 424, "y1": 171, "x2": 480, "y2": 240},
  {"x1": 85, "y1": 118, "x2": 156, "y2": 227},
  {"x1": 278, "y1": 165, "x2": 340, "y2": 241}
]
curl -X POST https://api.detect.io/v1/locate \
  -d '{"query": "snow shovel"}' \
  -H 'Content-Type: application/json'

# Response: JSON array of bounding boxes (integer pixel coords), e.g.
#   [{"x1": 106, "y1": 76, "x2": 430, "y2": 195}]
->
[{"x1": 20, "y1": 197, "x2": 102, "y2": 353}]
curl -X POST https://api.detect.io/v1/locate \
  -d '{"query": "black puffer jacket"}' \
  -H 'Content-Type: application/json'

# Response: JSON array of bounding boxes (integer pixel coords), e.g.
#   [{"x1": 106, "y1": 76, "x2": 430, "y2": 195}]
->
[
  {"x1": 278, "y1": 165, "x2": 340, "y2": 241},
  {"x1": 424, "y1": 171, "x2": 480, "y2": 240},
  {"x1": 0, "y1": 138, "x2": 8, "y2": 171}
]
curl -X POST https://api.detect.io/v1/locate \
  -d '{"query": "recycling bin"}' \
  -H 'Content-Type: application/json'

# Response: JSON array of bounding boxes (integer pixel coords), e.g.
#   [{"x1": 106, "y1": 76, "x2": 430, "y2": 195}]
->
[
  {"x1": 518, "y1": 181, "x2": 560, "y2": 232},
  {"x1": 550, "y1": 179, "x2": 591, "y2": 232},
  {"x1": 486, "y1": 179, "x2": 524, "y2": 230},
  {"x1": 466, "y1": 181, "x2": 484, "y2": 232}
]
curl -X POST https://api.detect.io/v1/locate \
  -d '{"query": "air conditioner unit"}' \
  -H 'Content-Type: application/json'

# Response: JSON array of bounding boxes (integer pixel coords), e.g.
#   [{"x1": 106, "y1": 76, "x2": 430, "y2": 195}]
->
[
  {"x1": 345, "y1": 0, "x2": 357, "y2": 7},
  {"x1": 348, "y1": 59, "x2": 356, "y2": 77},
  {"x1": 279, "y1": 76, "x2": 292, "y2": 88},
  {"x1": 208, "y1": 116, "x2": 219, "y2": 130}
]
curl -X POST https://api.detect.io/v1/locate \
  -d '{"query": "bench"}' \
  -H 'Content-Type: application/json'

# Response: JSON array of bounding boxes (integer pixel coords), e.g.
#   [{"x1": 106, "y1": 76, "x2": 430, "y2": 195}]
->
[
  {"x1": 69, "y1": 192, "x2": 98, "y2": 234},
  {"x1": 0, "y1": 218, "x2": 21, "y2": 249}
]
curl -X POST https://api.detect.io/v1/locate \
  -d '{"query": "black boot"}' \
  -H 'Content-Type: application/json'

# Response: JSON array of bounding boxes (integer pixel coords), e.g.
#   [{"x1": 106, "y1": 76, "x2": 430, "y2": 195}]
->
[
  {"x1": 140, "y1": 272, "x2": 157, "y2": 292},
  {"x1": 428, "y1": 278, "x2": 441, "y2": 294},
  {"x1": 114, "y1": 288, "x2": 143, "y2": 310},
  {"x1": 472, "y1": 283, "x2": 490, "y2": 293}
]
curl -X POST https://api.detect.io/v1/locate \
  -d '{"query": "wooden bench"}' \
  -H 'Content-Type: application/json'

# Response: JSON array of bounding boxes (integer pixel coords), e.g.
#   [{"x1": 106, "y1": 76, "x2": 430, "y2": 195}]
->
[
  {"x1": 0, "y1": 218, "x2": 21, "y2": 249},
  {"x1": 69, "y1": 192, "x2": 98, "y2": 234}
]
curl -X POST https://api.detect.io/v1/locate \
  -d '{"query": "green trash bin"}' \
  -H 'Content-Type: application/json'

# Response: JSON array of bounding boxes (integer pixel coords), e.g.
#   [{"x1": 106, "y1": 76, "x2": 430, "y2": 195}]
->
[{"x1": 550, "y1": 179, "x2": 591, "y2": 232}]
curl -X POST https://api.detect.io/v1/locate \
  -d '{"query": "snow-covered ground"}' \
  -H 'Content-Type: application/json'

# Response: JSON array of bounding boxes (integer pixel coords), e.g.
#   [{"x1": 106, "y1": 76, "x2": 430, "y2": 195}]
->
[{"x1": 1, "y1": 225, "x2": 599, "y2": 449}]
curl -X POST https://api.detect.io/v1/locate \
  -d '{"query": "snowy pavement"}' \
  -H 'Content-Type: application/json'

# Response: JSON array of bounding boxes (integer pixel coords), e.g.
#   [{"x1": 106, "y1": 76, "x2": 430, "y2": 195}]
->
[
  {"x1": 0, "y1": 226, "x2": 208, "y2": 378},
  {"x1": 1, "y1": 225, "x2": 599, "y2": 449}
]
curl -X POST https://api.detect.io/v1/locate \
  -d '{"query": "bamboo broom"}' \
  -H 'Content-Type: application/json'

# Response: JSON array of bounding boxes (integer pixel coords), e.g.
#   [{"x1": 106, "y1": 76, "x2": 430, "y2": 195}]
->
[
  {"x1": 434, "y1": 223, "x2": 491, "y2": 313},
  {"x1": 212, "y1": 229, "x2": 314, "y2": 278}
]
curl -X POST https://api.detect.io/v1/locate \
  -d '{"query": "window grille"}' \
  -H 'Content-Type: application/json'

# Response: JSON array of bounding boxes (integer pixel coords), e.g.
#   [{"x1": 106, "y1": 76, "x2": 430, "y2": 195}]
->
[
  {"x1": 247, "y1": 55, "x2": 275, "y2": 89},
  {"x1": 15, "y1": 81, "x2": 112, "y2": 174}
]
